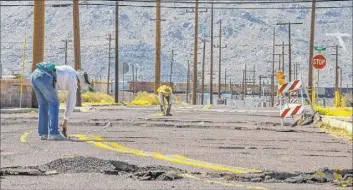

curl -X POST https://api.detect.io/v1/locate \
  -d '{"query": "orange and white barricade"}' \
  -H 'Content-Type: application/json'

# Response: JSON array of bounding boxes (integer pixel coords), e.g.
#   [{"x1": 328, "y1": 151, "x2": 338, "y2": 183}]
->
[{"x1": 278, "y1": 80, "x2": 306, "y2": 126}]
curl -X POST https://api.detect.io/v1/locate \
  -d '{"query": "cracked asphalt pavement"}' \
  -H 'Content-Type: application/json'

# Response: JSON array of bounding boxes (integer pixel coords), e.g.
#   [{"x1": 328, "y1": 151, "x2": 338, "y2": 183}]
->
[{"x1": 1, "y1": 105, "x2": 352, "y2": 189}]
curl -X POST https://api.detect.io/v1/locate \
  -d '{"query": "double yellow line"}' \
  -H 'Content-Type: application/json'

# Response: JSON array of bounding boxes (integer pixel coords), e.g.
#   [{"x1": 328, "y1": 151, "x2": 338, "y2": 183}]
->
[{"x1": 73, "y1": 134, "x2": 262, "y2": 174}]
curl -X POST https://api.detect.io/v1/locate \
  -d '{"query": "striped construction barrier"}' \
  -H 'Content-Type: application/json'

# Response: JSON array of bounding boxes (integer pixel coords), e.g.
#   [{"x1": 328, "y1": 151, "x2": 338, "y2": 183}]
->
[
  {"x1": 289, "y1": 99, "x2": 299, "y2": 103},
  {"x1": 278, "y1": 80, "x2": 303, "y2": 94},
  {"x1": 290, "y1": 91, "x2": 299, "y2": 96},
  {"x1": 280, "y1": 104, "x2": 304, "y2": 118}
]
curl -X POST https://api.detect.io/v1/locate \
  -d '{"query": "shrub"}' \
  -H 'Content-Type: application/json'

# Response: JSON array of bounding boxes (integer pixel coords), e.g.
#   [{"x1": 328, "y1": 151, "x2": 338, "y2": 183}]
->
[
  {"x1": 82, "y1": 91, "x2": 114, "y2": 104},
  {"x1": 58, "y1": 91, "x2": 115, "y2": 104},
  {"x1": 314, "y1": 105, "x2": 353, "y2": 117},
  {"x1": 130, "y1": 92, "x2": 159, "y2": 106}
]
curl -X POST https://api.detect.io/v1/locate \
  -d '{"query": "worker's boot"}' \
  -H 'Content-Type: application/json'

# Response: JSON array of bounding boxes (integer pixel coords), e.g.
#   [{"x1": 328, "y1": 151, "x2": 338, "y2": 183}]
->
[{"x1": 166, "y1": 105, "x2": 172, "y2": 116}]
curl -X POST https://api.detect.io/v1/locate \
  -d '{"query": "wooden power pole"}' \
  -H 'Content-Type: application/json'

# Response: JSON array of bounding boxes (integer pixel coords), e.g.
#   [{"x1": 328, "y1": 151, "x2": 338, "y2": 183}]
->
[
  {"x1": 32, "y1": 0, "x2": 45, "y2": 71},
  {"x1": 271, "y1": 28, "x2": 275, "y2": 107},
  {"x1": 60, "y1": 39, "x2": 72, "y2": 65},
  {"x1": 331, "y1": 45, "x2": 341, "y2": 107},
  {"x1": 154, "y1": 0, "x2": 161, "y2": 94},
  {"x1": 115, "y1": 1, "x2": 119, "y2": 103},
  {"x1": 170, "y1": 50, "x2": 175, "y2": 86},
  {"x1": 31, "y1": 0, "x2": 45, "y2": 108},
  {"x1": 107, "y1": 34, "x2": 112, "y2": 94},
  {"x1": 201, "y1": 39, "x2": 207, "y2": 105},
  {"x1": 192, "y1": 0, "x2": 199, "y2": 105},
  {"x1": 73, "y1": 0, "x2": 82, "y2": 106},
  {"x1": 308, "y1": 0, "x2": 316, "y2": 102},
  {"x1": 186, "y1": 60, "x2": 190, "y2": 103},
  {"x1": 224, "y1": 68, "x2": 227, "y2": 93},
  {"x1": 209, "y1": 2, "x2": 214, "y2": 105},
  {"x1": 214, "y1": 19, "x2": 227, "y2": 100},
  {"x1": 276, "y1": 22, "x2": 302, "y2": 82}
]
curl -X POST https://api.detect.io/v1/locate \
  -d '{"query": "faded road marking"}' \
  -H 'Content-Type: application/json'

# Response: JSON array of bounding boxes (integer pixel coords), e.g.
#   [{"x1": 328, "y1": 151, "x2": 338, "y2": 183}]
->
[
  {"x1": 74, "y1": 134, "x2": 262, "y2": 174},
  {"x1": 171, "y1": 154, "x2": 262, "y2": 173},
  {"x1": 148, "y1": 112, "x2": 164, "y2": 117},
  {"x1": 20, "y1": 130, "x2": 34, "y2": 144},
  {"x1": 202, "y1": 104, "x2": 212, "y2": 109},
  {"x1": 181, "y1": 173, "x2": 269, "y2": 190}
]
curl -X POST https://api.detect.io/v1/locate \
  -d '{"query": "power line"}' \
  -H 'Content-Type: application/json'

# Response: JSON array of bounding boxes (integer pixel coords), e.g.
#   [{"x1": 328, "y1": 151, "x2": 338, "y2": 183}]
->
[{"x1": 1, "y1": 3, "x2": 351, "y2": 9}]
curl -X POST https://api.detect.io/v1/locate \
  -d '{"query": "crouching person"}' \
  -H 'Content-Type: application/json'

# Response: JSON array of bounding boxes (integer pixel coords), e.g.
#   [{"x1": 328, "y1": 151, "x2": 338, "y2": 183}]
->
[
  {"x1": 31, "y1": 62, "x2": 90, "y2": 140},
  {"x1": 157, "y1": 85, "x2": 173, "y2": 116}
]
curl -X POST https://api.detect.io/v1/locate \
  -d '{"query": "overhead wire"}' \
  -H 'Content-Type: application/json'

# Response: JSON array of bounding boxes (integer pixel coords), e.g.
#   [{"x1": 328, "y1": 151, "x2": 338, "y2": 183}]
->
[
  {"x1": 2, "y1": 4, "x2": 351, "y2": 9},
  {"x1": 1, "y1": 0, "x2": 352, "y2": 9}
]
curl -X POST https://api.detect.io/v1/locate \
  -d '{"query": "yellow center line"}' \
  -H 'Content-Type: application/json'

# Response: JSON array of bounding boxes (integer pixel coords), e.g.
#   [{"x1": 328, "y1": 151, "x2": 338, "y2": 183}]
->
[
  {"x1": 73, "y1": 134, "x2": 133, "y2": 154},
  {"x1": 181, "y1": 173, "x2": 269, "y2": 190},
  {"x1": 153, "y1": 152, "x2": 248, "y2": 174},
  {"x1": 20, "y1": 130, "x2": 34, "y2": 144},
  {"x1": 89, "y1": 134, "x2": 150, "y2": 157},
  {"x1": 171, "y1": 154, "x2": 262, "y2": 173},
  {"x1": 74, "y1": 134, "x2": 262, "y2": 174},
  {"x1": 202, "y1": 104, "x2": 212, "y2": 110}
]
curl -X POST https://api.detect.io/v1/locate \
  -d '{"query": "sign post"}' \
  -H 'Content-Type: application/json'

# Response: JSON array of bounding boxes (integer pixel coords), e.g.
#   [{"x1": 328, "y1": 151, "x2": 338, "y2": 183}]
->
[{"x1": 312, "y1": 52, "x2": 326, "y2": 105}]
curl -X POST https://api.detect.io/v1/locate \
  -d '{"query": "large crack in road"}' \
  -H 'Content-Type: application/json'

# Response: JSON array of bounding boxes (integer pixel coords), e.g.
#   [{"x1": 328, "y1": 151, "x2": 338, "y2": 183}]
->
[
  {"x1": 0, "y1": 156, "x2": 184, "y2": 181},
  {"x1": 1, "y1": 157, "x2": 352, "y2": 187}
]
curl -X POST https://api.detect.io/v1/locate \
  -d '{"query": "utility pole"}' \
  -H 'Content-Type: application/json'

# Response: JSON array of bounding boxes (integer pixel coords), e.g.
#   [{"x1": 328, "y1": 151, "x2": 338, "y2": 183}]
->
[
  {"x1": 107, "y1": 34, "x2": 112, "y2": 94},
  {"x1": 135, "y1": 66, "x2": 138, "y2": 94},
  {"x1": 122, "y1": 63, "x2": 125, "y2": 102},
  {"x1": 282, "y1": 42, "x2": 285, "y2": 72},
  {"x1": 274, "y1": 43, "x2": 288, "y2": 72},
  {"x1": 331, "y1": 45, "x2": 341, "y2": 107},
  {"x1": 132, "y1": 64, "x2": 135, "y2": 96},
  {"x1": 170, "y1": 50, "x2": 175, "y2": 87},
  {"x1": 229, "y1": 78, "x2": 232, "y2": 93},
  {"x1": 224, "y1": 68, "x2": 227, "y2": 93},
  {"x1": 209, "y1": 2, "x2": 214, "y2": 105},
  {"x1": 32, "y1": 0, "x2": 45, "y2": 71},
  {"x1": 214, "y1": 19, "x2": 227, "y2": 100},
  {"x1": 192, "y1": 0, "x2": 198, "y2": 105},
  {"x1": 32, "y1": 0, "x2": 45, "y2": 108},
  {"x1": 259, "y1": 75, "x2": 262, "y2": 98},
  {"x1": 243, "y1": 65, "x2": 247, "y2": 100},
  {"x1": 115, "y1": 0, "x2": 119, "y2": 103},
  {"x1": 153, "y1": 0, "x2": 162, "y2": 94},
  {"x1": 60, "y1": 39, "x2": 72, "y2": 65},
  {"x1": 259, "y1": 75, "x2": 269, "y2": 98},
  {"x1": 271, "y1": 28, "x2": 275, "y2": 107},
  {"x1": 186, "y1": 60, "x2": 190, "y2": 103},
  {"x1": 276, "y1": 22, "x2": 302, "y2": 82},
  {"x1": 186, "y1": 0, "x2": 206, "y2": 105},
  {"x1": 201, "y1": 39, "x2": 207, "y2": 105},
  {"x1": 308, "y1": 0, "x2": 316, "y2": 102},
  {"x1": 73, "y1": 0, "x2": 82, "y2": 106}
]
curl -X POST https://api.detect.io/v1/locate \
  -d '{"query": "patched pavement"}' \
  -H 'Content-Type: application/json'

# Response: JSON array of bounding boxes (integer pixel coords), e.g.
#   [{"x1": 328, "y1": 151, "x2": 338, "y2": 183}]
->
[{"x1": 1, "y1": 105, "x2": 352, "y2": 189}]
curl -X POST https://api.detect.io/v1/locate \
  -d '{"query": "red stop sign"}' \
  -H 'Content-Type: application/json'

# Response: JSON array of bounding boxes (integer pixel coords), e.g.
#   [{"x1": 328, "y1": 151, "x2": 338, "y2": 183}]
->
[{"x1": 312, "y1": 54, "x2": 326, "y2": 69}]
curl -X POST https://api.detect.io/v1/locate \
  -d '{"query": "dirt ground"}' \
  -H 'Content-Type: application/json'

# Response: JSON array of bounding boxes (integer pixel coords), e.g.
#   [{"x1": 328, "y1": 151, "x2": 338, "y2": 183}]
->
[{"x1": 1, "y1": 105, "x2": 352, "y2": 190}]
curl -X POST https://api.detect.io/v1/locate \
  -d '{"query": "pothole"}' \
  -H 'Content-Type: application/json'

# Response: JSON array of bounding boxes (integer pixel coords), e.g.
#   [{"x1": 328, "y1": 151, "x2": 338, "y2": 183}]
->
[
  {"x1": 0, "y1": 156, "x2": 185, "y2": 181},
  {"x1": 204, "y1": 168, "x2": 353, "y2": 187}
]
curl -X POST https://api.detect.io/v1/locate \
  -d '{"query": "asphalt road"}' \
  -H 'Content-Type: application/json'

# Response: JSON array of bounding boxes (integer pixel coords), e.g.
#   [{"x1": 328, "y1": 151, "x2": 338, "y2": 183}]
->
[{"x1": 1, "y1": 105, "x2": 352, "y2": 190}]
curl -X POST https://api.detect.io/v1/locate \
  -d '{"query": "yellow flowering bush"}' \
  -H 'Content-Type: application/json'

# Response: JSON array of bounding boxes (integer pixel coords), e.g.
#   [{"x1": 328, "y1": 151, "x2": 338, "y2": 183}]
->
[
  {"x1": 58, "y1": 91, "x2": 115, "y2": 104},
  {"x1": 314, "y1": 105, "x2": 353, "y2": 117},
  {"x1": 130, "y1": 92, "x2": 159, "y2": 106}
]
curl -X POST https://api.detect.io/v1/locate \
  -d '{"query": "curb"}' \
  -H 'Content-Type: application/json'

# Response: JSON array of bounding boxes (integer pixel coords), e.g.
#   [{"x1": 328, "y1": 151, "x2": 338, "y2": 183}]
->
[
  {"x1": 1, "y1": 107, "x2": 92, "y2": 114},
  {"x1": 321, "y1": 116, "x2": 352, "y2": 134}
]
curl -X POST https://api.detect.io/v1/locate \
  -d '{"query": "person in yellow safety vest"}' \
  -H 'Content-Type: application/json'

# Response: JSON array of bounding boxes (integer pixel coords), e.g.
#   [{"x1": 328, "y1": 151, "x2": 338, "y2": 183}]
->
[{"x1": 157, "y1": 85, "x2": 173, "y2": 116}]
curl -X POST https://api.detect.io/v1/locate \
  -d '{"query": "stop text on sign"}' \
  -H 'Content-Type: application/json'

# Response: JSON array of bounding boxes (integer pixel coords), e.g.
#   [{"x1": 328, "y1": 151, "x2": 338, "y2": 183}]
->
[{"x1": 312, "y1": 54, "x2": 326, "y2": 69}]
